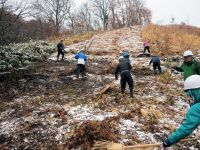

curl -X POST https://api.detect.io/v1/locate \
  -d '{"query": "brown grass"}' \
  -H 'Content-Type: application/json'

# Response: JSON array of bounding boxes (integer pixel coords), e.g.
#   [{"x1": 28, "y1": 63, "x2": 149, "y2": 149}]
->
[
  {"x1": 49, "y1": 31, "x2": 101, "y2": 46},
  {"x1": 66, "y1": 119, "x2": 119, "y2": 150},
  {"x1": 142, "y1": 24, "x2": 200, "y2": 56}
]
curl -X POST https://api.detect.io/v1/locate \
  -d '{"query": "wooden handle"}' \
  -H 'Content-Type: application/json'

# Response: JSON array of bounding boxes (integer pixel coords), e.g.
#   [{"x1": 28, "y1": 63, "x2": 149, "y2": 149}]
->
[
  {"x1": 92, "y1": 137, "x2": 199, "y2": 150},
  {"x1": 124, "y1": 143, "x2": 161, "y2": 149},
  {"x1": 124, "y1": 137, "x2": 199, "y2": 149},
  {"x1": 180, "y1": 137, "x2": 199, "y2": 143}
]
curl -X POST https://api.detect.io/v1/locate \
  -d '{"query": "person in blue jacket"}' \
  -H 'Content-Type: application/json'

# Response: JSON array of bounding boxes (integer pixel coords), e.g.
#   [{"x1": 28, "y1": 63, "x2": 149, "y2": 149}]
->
[
  {"x1": 75, "y1": 50, "x2": 87, "y2": 78},
  {"x1": 163, "y1": 75, "x2": 200, "y2": 148},
  {"x1": 149, "y1": 55, "x2": 162, "y2": 74}
]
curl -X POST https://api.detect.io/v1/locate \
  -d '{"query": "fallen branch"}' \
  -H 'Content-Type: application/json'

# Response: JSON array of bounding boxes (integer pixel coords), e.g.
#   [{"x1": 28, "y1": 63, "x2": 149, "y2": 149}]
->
[
  {"x1": 84, "y1": 38, "x2": 95, "y2": 51},
  {"x1": 95, "y1": 84, "x2": 112, "y2": 95},
  {"x1": 94, "y1": 83, "x2": 114, "y2": 102},
  {"x1": 94, "y1": 80, "x2": 117, "y2": 96}
]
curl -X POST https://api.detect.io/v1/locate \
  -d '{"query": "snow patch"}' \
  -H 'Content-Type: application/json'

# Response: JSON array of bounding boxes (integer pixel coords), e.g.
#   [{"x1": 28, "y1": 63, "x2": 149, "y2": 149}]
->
[
  {"x1": 0, "y1": 118, "x2": 22, "y2": 135},
  {"x1": 68, "y1": 105, "x2": 118, "y2": 121},
  {"x1": 175, "y1": 96, "x2": 190, "y2": 110}
]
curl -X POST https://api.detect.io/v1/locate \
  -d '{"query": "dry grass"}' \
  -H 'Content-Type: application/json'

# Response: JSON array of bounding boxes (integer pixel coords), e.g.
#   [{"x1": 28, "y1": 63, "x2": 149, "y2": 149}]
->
[
  {"x1": 49, "y1": 31, "x2": 101, "y2": 46},
  {"x1": 142, "y1": 24, "x2": 200, "y2": 56},
  {"x1": 66, "y1": 119, "x2": 119, "y2": 150}
]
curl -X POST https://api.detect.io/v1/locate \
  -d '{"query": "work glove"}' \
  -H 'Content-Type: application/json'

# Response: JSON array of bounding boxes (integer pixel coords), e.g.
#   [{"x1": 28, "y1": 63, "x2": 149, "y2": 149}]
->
[{"x1": 163, "y1": 139, "x2": 172, "y2": 148}]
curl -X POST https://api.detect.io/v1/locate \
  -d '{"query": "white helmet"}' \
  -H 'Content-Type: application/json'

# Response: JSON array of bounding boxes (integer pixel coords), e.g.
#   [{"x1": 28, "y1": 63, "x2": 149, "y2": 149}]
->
[
  {"x1": 183, "y1": 50, "x2": 193, "y2": 57},
  {"x1": 184, "y1": 75, "x2": 200, "y2": 91}
]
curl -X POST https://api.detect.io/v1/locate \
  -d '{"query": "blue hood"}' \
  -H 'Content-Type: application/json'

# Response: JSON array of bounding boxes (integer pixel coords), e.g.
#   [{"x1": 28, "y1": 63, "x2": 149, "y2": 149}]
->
[{"x1": 75, "y1": 52, "x2": 87, "y2": 61}]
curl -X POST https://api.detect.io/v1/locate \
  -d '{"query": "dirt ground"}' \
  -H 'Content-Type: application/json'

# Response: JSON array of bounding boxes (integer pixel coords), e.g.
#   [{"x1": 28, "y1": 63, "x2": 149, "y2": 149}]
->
[{"x1": 0, "y1": 26, "x2": 200, "y2": 150}]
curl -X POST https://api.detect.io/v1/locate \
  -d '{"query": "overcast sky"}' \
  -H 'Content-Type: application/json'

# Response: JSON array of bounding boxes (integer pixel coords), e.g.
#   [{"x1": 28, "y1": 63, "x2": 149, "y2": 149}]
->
[
  {"x1": 76, "y1": 0, "x2": 200, "y2": 27},
  {"x1": 145, "y1": 0, "x2": 200, "y2": 27}
]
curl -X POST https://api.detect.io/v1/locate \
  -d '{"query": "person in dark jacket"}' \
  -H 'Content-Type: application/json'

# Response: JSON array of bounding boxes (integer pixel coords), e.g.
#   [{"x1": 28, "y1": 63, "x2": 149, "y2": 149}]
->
[
  {"x1": 115, "y1": 57, "x2": 134, "y2": 98},
  {"x1": 149, "y1": 55, "x2": 162, "y2": 74},
  {"x1": 172, "y1": 50, "x2": 200, "y2": 80},
  {"x1": 163, "y1": 75, "x2": 200, "y2": 148},
  {"x1": 120, "y1": 50, "x2": 129, "y2": 59},
  {"x1": 75, "y1": 50, "x2": 87, "y2": 78},
  {"x1": 57, "y1": 40, "x2": 65, "y2": 60},
  {"x1": 119, "y1": 50, "x2": 130, "y2": 63}
]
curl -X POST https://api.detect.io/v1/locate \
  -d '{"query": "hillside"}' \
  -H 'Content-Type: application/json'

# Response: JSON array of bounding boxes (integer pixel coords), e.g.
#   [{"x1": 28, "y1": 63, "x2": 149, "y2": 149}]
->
[
  {"x1": 142, "y1": 24, "x2": 200, "y2": 56},
  {"x1": 0, "y1": 26, "x2": 200, "y2": 150}
]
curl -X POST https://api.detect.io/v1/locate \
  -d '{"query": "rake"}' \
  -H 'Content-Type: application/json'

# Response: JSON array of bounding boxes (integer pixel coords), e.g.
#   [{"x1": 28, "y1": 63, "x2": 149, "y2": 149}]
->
[{"x1": 92, "y1": 137, "x2": 199, "y2": 150}]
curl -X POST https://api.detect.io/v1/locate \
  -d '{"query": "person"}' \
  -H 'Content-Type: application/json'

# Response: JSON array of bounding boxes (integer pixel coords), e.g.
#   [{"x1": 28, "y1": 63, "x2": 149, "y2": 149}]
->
[
  {"x1": 172, "y1": 50, "x2": 200, "y2": 80},
  {"x1": 143, "y1": 40, "x2": 150, "y2": 53},
  {"x1": 163, "y1": 75, "x2": 200, "y2": 148},
  {"x1": 119, "y1": 50, "x2": 130, "y2": 63},
  {"x1": 115, "y1": 57, "x2": 134, "y2": 98},
  {"x1": 75, "y1": 50, "x2": 87, "y2": 78},
  {"x1": 121, "y1": 50, "x2": 130, "y2": 59},
  {"x1": 57, "y1": 40, "x2": 65, "y2": 60},
  {"x1": 149, "y1": 55, "x2": 162, "y2": 74}
]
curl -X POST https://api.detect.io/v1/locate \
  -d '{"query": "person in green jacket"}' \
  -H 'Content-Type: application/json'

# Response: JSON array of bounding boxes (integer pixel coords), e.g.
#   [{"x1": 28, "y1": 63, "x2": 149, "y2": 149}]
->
[
  {"x1": 163, "y1": 75, "x2": 200, "y2": 148},
  {"x1": 172, "y1": 50, "x2": 200, "y2": 80}
]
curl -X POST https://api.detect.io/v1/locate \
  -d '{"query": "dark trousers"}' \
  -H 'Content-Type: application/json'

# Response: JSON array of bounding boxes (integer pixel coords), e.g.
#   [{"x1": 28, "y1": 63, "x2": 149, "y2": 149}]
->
[
  {"x1": 153, "y1": 62, "x2": 162, "y2": 73},
  {"x1": 57, "y1": 50, "x2": 64, "y2": 60},
  {"x1": 76, "y1": 64, "x2": 85, "y2": 78},
  {"x1": 144, "y1": 46, "x2": 150, "y2": 53},
  {"x1": 120, "y1": 72, "x2": 134, "y2": 97}
]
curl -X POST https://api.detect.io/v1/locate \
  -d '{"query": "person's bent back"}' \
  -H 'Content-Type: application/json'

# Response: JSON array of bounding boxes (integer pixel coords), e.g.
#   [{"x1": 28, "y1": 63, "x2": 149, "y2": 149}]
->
[{"x1": 115, "y1": 58, "x2": 134, "y2": 98}]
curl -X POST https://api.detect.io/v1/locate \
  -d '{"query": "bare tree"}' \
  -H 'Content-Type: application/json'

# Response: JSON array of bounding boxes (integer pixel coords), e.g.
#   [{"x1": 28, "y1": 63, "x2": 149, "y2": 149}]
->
[
  {"x1": 66, "y1": 0, "x2": 151, "y2": 32},
  {"x1": 108, "y1": 0, "x2": 117, "y2": 28},
  {"x1": 117, "y1": 0, "x2": 126, "y2": 26},
  {"x1": 115, "y1": 0, "x2": 151, "y2": 27},
  {"x1": 0, "y1": 0, "x2": 31, "y2": 44},
  {"x1": 77, "y1": 3, "x2": 93, "y2": 32},
  {"x1": 91, "y1": 0, "x2": 110, "y2": 30},
  {"x1": 133, "y1": 0, "x2": 151, "y2": 25},
  {"x1": 67, "y1": 10, "x2": 76, "y2": 34},
  {"x1": 0, "y1": 0, "x2": 30, "y2": 30},
  {"x1": 0, "y1": 0, "x2": 151, "y2": 45},
  {"x1": 32, "y1": 0, "x2": 72, "y2": 34}
]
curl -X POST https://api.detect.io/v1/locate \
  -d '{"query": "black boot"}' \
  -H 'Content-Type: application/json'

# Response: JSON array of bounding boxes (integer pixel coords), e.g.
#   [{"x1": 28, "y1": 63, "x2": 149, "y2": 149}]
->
[
  {"x1": 154, "y1": 70, "x2": 157, "y2": 75},
  {"x1": 129, "y1": 86, "x2": 133, "y2": 98}
]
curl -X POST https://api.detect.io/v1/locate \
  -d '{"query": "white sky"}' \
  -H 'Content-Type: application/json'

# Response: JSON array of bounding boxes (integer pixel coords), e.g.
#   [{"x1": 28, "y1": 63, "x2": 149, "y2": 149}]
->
[
  {"x1": 145, "y1": 0, "x2": 200, "y2": 27},
  {"x1": 76, "y1": 0, "x2": 200, "y2": 27}
]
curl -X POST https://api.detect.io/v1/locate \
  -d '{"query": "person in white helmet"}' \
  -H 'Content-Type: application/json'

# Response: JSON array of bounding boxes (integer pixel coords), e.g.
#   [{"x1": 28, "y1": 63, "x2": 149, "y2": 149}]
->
[
  {"x1": 172, "y1": 50, "x2": 200, "y2": 80},
  {"x1": 163, "y1": 75, "x2": 200, "y2": 148}
]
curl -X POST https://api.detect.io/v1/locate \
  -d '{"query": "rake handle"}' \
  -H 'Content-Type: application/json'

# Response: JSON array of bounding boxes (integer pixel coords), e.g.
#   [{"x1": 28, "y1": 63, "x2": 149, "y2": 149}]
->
[
  {"x1": 124, "y1": 137, "x2": 199, "y2": 149},
  {"x1": 124, "y1": 143, "x2": 161, "y2": 149}
]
